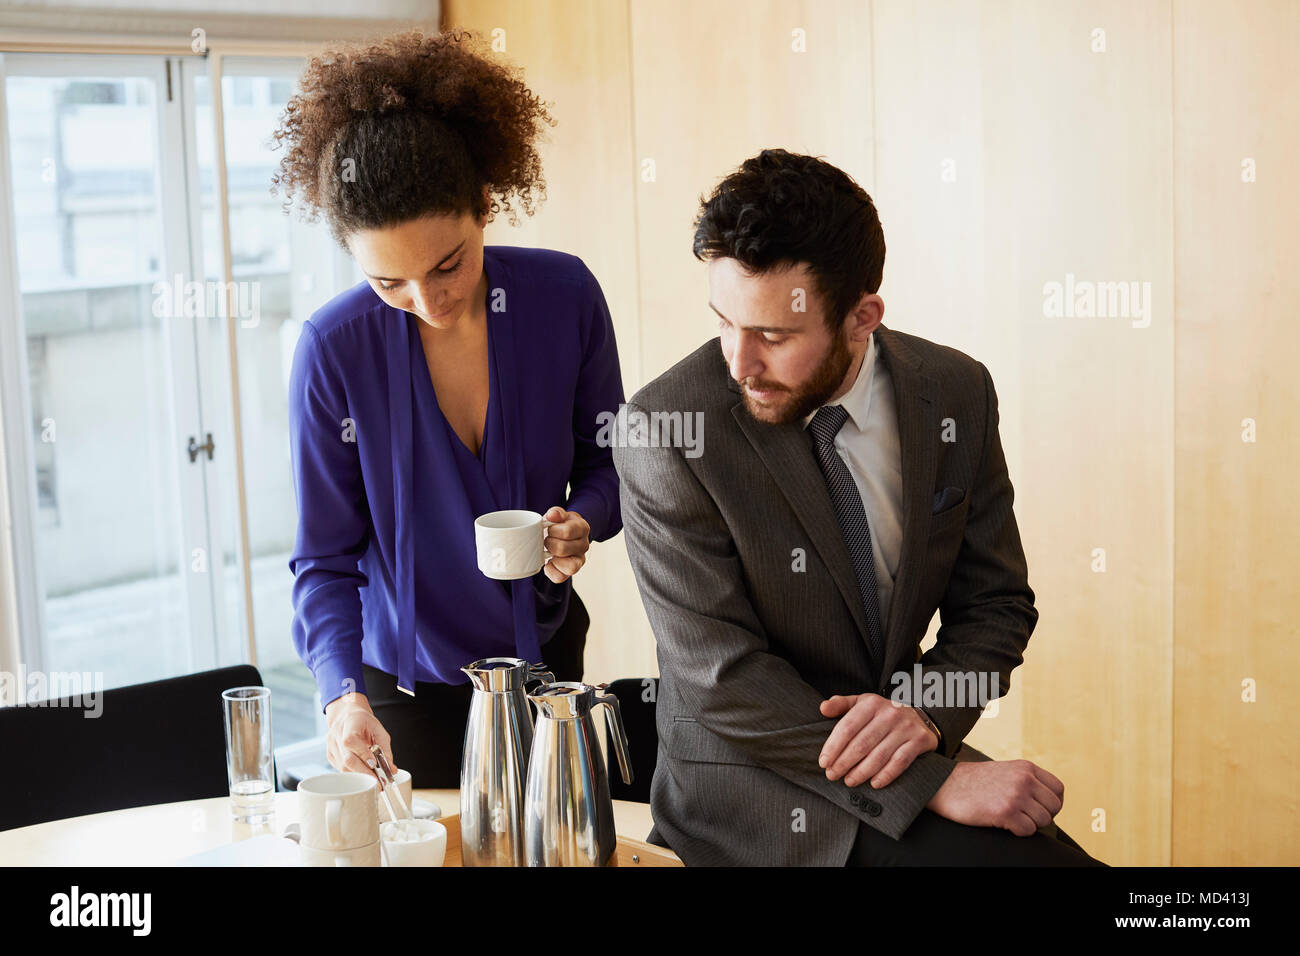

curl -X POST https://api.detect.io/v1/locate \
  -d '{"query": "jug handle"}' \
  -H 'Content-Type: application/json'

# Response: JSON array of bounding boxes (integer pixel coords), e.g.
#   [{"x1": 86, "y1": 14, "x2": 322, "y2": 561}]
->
[
  {"x1": 593, "y1": 684, "x2": 634, "y2": 786},
  {"x1": 524, "y1": 662, "x2": 556, "y2": 691}
]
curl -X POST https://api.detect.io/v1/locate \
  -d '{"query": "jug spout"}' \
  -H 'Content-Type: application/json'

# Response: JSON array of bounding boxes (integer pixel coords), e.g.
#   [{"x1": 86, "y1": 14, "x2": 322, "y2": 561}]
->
[{"x1": 525, "y1": 682, "x2": 588, "y2": 720}]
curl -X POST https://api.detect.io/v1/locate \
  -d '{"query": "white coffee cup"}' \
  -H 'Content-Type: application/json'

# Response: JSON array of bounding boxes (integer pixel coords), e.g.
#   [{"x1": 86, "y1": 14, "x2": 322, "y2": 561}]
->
[
  {"x1": 374, "y1": 768, "x2": 413, "y2": 822},
  {"x1": 297, "y1": 840, "x2": 382, "y2": 867},
  {"x1": 290, "y1": 772, "x2": 379, "y2": 850},
  {"x1": 380, "y1": 819, "x2": 447, "y2": 867},
  {"x1": 474, "y1": 510, "x2": 554, "y2": 580}
]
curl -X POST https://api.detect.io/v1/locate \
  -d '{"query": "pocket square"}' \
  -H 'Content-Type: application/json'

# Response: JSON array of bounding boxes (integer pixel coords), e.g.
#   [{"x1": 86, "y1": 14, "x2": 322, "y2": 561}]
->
[{"x1": 932, "y1": 486, "x2": 966, "y2": 514}]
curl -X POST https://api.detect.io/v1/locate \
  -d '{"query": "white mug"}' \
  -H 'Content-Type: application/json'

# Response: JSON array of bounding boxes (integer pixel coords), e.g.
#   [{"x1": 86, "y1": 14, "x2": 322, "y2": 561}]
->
[
  {"x1": 380, "y1": 819, "x2": 448, "y2": 867},
  {"x1": 297, "y1": 840, "x2": 382, "y2": 868},
  {"x1": 291, "y1": 772, "x2": 379, "y2": 850},
  {"x1": 374, "y1": 768, "x2": 413, "y2": 822},
  {"x1": 474, "y1": 510, "x2": 554, "y2": 580}
]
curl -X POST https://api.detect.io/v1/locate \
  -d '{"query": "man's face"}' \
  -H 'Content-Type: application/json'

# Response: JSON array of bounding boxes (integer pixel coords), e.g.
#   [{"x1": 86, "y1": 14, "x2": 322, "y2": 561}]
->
[{"x1": 710, "y1": 258, "x2": 854, "y2": 425}]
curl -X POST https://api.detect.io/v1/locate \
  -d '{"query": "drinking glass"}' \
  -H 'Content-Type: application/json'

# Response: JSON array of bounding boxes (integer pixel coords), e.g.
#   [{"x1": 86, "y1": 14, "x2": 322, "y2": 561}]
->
[{"x1": 222, "y1": 685, "x2": 275, "y2": 823}]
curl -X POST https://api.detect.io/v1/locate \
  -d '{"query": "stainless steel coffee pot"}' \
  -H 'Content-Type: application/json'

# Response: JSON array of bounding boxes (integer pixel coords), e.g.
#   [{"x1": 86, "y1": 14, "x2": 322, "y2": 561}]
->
[
  {"x1": 524, "y1": 681, "x2": 633, "y2": 867},
  {"x1": 460, "y1": 657, "x2": 555, "y2": 866}
]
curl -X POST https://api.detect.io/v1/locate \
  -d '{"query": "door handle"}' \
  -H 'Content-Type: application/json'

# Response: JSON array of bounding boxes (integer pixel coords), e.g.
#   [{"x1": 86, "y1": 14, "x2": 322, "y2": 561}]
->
[{"x1": 187, "y1": 432, "x2": 215, "y2": 462}]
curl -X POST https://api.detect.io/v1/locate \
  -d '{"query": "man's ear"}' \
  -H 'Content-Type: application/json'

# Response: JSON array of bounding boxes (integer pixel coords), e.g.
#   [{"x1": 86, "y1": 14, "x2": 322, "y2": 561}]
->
[{"x1": 845, "y1": 292, "x2": 884, "y2": 345}]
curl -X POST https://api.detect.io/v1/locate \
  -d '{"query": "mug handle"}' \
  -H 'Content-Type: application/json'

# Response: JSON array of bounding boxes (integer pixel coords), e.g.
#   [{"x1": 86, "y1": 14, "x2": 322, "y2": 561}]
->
[
  {"x1": 326, "y1": 798, "x2": 342, "y2": 846},
  {"x1": 541, "y1": 519, "x2": 554, "y2": 565}
]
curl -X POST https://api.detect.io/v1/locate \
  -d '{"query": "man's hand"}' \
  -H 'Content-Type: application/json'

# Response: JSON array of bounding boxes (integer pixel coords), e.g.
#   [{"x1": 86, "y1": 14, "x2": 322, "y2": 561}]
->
[
  {"x1": 818, "y1": 693, "x2": 941, "y2": 789},
  {"x1": 926, "y1": 760, "x2": 1065, "y2": 836},
  {"x1": 542, "y1": 507, "x2": 590, "y2": 583}
]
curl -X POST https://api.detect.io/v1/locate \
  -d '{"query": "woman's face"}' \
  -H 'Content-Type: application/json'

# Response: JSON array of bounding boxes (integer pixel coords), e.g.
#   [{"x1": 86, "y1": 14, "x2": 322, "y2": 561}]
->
[{"x1": 347, "y1": 207, "x2": 489, "y2": 332}]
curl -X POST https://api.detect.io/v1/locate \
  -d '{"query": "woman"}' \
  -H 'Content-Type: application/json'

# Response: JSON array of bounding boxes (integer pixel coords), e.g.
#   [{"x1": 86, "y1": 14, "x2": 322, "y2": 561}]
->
[{"x1": 273, "y1": 29, "x2": 624, "y2": 787}]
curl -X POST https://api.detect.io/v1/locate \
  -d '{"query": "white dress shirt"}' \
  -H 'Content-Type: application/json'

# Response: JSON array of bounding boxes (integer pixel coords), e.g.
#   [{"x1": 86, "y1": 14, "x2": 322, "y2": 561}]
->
[{"x1": 802, "y1": 330, "x2": 904, "y2": 633}]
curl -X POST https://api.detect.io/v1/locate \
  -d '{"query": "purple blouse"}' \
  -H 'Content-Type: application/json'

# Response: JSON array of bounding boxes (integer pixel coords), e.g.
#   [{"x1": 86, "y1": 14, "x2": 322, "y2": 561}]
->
[{"x1": 287, "y1": 245, "x2": 624, "y2": 708}]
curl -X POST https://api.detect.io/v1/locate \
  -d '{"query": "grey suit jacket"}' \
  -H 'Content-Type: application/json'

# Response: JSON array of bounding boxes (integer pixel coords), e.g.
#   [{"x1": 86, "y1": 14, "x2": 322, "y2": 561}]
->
[{"x1": 611, "y1": 326, "x2": 1038, "y2": 866}]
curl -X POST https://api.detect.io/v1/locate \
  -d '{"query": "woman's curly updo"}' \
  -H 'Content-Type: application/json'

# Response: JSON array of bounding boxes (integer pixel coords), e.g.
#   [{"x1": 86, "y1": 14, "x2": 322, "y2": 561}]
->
[{"x1": 271, "y1": 28, "x2": 555, "y2": 246}]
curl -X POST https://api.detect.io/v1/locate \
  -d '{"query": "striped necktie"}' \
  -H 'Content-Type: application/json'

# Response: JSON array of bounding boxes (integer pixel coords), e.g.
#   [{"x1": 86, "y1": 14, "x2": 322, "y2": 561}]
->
[{"x1": 808, "y1": 404, "x2": 885, "y2": 669}]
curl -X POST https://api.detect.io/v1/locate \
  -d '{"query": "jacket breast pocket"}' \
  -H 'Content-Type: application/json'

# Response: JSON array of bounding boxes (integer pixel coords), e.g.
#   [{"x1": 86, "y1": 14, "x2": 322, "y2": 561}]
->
[
  {"x1": 924, "y1": 497, "x2": 969, "y2": 591},
  {"x1": 928, "y1": 497, "x2": 969, "y2": 537},
  {"x1": 664, "y1": 716, "x2": 762, "y2": 768}
]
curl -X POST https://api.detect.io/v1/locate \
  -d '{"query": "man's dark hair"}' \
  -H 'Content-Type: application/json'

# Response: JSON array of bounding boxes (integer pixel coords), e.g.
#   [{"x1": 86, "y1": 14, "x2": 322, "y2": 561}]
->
[{"x1": 692, "y1": 149, "x2": 885, "y2": 329}]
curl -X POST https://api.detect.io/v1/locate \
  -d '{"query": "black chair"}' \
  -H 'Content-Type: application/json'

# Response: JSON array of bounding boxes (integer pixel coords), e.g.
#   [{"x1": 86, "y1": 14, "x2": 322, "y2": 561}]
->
[
  {"x1": 0, "y1": 664, "x2": 262, "y2": 831},
  {"x1": 602, "y1": 677, "x2": 658, "y2": 804}
]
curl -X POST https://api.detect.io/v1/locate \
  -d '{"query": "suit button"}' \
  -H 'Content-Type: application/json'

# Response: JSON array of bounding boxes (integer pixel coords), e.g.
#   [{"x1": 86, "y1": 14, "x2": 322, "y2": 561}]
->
[
  {"x1": 865, "y1": 801, "x2": 882, "y2": 817},
  {"x1": 849, "y1": 792, "x2": 865, "y2": 808}
]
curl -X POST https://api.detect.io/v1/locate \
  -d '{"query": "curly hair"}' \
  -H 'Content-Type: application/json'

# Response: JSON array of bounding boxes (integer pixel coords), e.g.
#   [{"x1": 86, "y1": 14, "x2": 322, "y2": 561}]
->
[
  {"x1": 692, "y1": 149, "x2": 886, "y2": 330},
  {"x1": 270, "y1": 28, "x2": 556, "y2": 246}
]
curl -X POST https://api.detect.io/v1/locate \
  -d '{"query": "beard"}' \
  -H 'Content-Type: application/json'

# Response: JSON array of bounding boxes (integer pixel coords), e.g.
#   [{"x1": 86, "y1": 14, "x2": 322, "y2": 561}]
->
[{"x1": 739, "y1": 329, "x2": 855, "y2": 426}]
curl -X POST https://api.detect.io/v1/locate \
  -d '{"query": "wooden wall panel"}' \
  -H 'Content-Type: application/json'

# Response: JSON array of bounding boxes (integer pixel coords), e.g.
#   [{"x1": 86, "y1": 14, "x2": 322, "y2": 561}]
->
[
  {"x1": 978, "y1": 0, "x2": 1176, "y2": 868},
  {"x1": 1172, "y1": 0, "x2": 1300, "y2": 866}
]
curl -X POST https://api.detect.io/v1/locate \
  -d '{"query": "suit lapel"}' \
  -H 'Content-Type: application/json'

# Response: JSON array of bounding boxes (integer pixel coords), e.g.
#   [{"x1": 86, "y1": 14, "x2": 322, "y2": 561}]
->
[
  {"x1": 728, "y1": 325, "x2": 939, "y2": 686},
  {"x1": 875, "y1": 328, "x2": 939, "y2": 676},
  {"x1": 731, "y1": 401, "x2": 873, "y2": 655}
]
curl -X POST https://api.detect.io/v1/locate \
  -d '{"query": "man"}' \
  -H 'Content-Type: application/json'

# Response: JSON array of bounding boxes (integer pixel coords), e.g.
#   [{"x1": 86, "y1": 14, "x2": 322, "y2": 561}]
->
[{"x1": 612, "y1": 149, "x2": 1103, "y2": 866}]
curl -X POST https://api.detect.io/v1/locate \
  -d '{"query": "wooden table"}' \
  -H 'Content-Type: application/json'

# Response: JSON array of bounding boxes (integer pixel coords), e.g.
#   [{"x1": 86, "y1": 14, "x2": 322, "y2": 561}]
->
[{"x1": 0, "y1": 789, "x2": 680, "y2": 866}]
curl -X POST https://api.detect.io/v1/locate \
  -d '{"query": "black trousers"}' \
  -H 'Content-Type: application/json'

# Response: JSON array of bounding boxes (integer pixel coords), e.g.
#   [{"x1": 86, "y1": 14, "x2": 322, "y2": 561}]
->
[
  {"x1": 362, "y1": 590, "x2": 589, "y2": 789},
  {"x1": 848, "y1": 810, "x2": 1107, "y2": 866}
]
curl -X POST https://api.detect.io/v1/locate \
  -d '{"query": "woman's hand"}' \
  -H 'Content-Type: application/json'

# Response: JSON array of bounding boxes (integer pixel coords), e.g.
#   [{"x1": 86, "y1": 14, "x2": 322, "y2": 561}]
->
[
  {"x1": 542, "y1": 507, "x2": 590, "y2": 583},
  {"x1": 324, "y1": 691, "x2": 397, "y2": 775}
]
